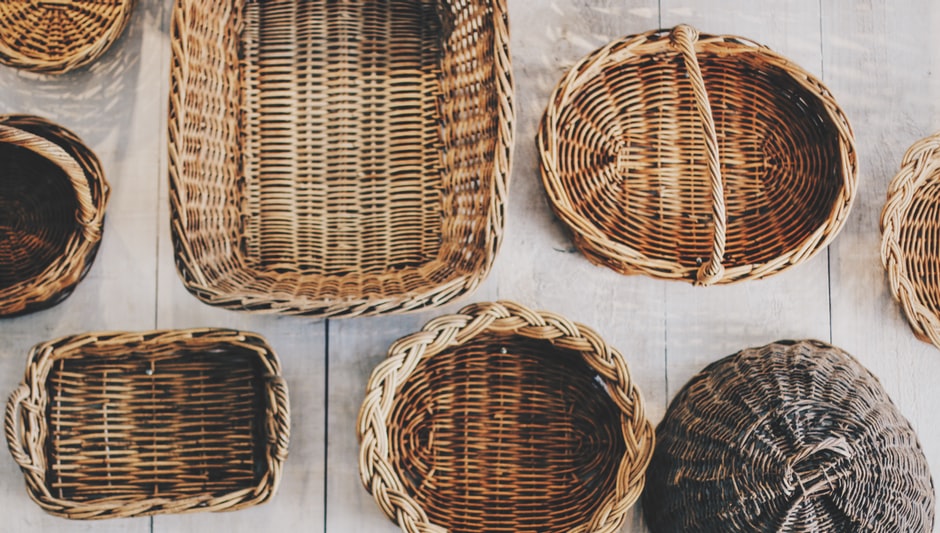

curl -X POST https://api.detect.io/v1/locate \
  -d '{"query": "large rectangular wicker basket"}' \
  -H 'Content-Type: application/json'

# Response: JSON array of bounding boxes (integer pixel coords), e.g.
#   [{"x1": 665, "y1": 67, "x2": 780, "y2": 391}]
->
[
  {"x1": 168, "y1": 0, "x2": 513, "y2": 317},
  {"x1": 4, "y1": 329, "x2": 289, "y2": 520}
]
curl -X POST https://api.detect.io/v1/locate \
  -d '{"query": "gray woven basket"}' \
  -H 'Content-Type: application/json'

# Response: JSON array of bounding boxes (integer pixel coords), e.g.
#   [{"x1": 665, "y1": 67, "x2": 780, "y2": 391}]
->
[{"x1": 644, "y1": 339, "x2": 935, "y2": 532}]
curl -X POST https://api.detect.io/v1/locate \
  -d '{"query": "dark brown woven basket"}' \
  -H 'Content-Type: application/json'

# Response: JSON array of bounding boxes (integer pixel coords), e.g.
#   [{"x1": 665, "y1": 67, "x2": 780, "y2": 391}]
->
[
  {"x1": 644, "y1": 339, "x2": 935, "y2": 532},
  {"x1": 168, "y1": 0, "x2": 514, "y2": 317},
  {"x1": 538, "y1": 25, "x2": 857, "y2": 285},
  {"x1": 358, "y1": 301, "x2": 654, "y2": 533},
  {"x1": 881, "y1": 132, "x2": 940, "y2": 350},
  {"x1": 0, "y1": 114, "x2": 109, "y2": 317},
  {"x1": 0, "y1": 0, "x2": 135, "y2": 74},
  {"x1": 4, "y1": 329, "x2": 290, "y2": 519}
]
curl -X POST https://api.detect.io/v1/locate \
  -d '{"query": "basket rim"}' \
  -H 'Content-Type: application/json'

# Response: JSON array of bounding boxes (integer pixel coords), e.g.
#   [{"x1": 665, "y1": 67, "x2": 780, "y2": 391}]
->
[
  {"x1": 4, "y1": 328, "x2": 289, "y2": 519},
  {"x1": 0, "y1": 0, "x2": 135, "y2": 74},
  {"x1": 537, "y1": 24, "x2": 858, "y2": 285},
  {"x1": 0, "y1": 114, "x2": 110, "y2": 317},
  {"x1": 881, "y1": 132, "x2": 940, "y2": 349},
  {"x1": 167, "y1": 0, "x2": 515, "y2": 318},
  {"x1": 356, "y1": 300, "x2": 654, "y2": 533}
]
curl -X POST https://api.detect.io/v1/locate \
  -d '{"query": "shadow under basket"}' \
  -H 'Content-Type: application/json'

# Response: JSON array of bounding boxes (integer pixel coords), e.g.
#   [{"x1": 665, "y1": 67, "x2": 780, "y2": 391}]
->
[
  {"x1": 358, "y1": 301, "x2": 654, "y2": 533},
  {"x1": 644, "y1": 340, "x2": 935, "y2": 532},
  {"x1": 0, "y1": 114, "x2": 109, "y2": 318},
  {"x1": 168, "y1": 0, "x2": 514, "y2": 317},
  {"x1": 0, "y1": 0, "x2": 135, "y2": 74},
  {"x1": 4, "y1": 329, "x2": 290, "y2": 520},
  {"x1": 538, "y1": 24, "x2": 857, "y2": 285},
  {"x1": 882, "y1": 132, "x2": 940, "y2": 351}
]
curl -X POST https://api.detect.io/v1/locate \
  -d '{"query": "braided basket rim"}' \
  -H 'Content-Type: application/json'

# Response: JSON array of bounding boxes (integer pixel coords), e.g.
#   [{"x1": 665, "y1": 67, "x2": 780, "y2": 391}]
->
[
  {"x1": 4, "y1": 328, "x2": 290, "y2": 519},
  {"x1": 537, "y1": 25, "x2": 858, "y2": 285},
  {"x1": 0, "y1": 0, "x2": 135, "y2": 74},
  {"x1": 356, "y1": 300, "x2": 654, "y2": 533}
]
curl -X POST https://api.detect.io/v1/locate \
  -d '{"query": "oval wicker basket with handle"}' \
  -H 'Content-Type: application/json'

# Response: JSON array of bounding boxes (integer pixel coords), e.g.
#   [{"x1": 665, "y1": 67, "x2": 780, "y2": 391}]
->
[
  {"x1": 168, "y1": 0, "x2": 513, "y2": 317},
  {"x1": 881, "y1": 132, "x2": 940, "y2": 350},
  {"x1": 0, "y1": 0, "x2": 135, "y2": 74},
  {"x1": 0, "y1": 114, "x2": 109, "y2": 317},
  {"x1": 4, "y1": 328, "x2": 290, "y2": 520},
  {"x1": 538, "y1": 25, "x2": 857, "y2": 285},
  {"x1": 358, "y1": 301, "x2": 654, "y2": 533},
  {"x1": 644, "y1": 339, "x2": 935, "y2": 532}
]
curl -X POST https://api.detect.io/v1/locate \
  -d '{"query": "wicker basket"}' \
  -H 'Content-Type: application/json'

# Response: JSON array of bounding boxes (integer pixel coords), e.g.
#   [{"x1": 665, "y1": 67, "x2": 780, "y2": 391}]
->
[
  {"x1": 358, "y1": 301, "x2": 654, "y2": 533},
  {"x1": 882, "y1": 132, "x2": 940, "y2": 350},
  {"x1": 4, "y1": 328, "x2": 290, "y2": 519},
  {"x1": 0, "y1": 114, "x2": 109, "y2": 318},
  {"x1": 538, "y1": 24, "x2": 857, "y2": 285},
  {"x1": 644, "y1": 339, "x2": 935, "y2": 532},
  {"x1": 168, "y1": 0, "x2": 513, "y2": 317},
  {"x1": 0, "y1": 0, "x2": 135, "y2": 74}
]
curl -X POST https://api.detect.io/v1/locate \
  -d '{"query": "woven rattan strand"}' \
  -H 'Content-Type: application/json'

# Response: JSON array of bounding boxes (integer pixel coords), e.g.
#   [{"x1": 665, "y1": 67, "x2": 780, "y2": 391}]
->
[
  {"x1": 168, "y1": 0, "x2": 513, "y2": 317},
  {"x1": 644, "y1": 339, "x2": 935, "y2": 532},
  {"x1": 538, "y1": 24, "x2": 856, "y2": 285},
  {"x1": 4, "y1": 329, "x2": 290, "y2": 519},
  {"x1": 0, "y1": 0, "x2": 134, "y2": 74},
  {"x1": 358, "y1": 301, "x2": 653, "y2": 533},
  {"x1": 881, "y1": 132, "x2": 940, "y2": 351},
  {"x1": 0, "y1": 114, "x2": 109, "y2": 317}
]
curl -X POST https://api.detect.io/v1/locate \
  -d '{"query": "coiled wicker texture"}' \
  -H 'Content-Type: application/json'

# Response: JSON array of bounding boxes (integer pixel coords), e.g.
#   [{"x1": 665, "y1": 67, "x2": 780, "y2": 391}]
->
[
  {"x1": 881, "y1": 132, "x2": 940, "y2": 350},
  {"x1": 0, "y1": 0, "x2": 134, "y2": 74},
  {"x1": 4, "y1": 329, "x2": 290, "y2": 519},
  {"x1": 0, "y1": 114, "x2": 109, "y2": 317},
  {"x1": 644, "y1": 339, "x2": 935, "y2": 532},
  {"x1": 358, "y1": 301, "x2": 654, "y2": 533},
  {"x1": 538, "y1": 24, "x2": 857, "y2": 285},
  {"x1": 168, "y1": 0, "x2": 513, "y2": 317}
]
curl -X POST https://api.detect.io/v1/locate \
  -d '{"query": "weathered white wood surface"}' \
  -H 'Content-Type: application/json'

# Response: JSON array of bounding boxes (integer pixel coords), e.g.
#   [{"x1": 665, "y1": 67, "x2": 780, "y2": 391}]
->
[{"x1": 0, "y1": 1, "x2": 938, "y2": 532}]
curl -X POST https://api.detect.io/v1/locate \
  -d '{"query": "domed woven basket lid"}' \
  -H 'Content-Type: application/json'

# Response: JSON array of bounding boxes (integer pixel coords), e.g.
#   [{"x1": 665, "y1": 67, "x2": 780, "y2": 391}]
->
[
  {"x1": 538, "y1": 25, "x2": 857, "y2": 286},
  {"x1": 882, "y1": 132, "x2": 940, "y2": 351},
  {"x1": 644, "y1": 339, "x2": 935, "y2": 532},
  {"x1": 0, "y1": 0, "x2": 135, "y2": 74}
]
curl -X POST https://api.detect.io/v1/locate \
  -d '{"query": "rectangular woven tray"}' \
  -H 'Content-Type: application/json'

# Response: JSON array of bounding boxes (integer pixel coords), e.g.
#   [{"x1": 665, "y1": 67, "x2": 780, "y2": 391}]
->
[{"x1": 168, "y1": 0, "x2": 513, "y2": 317}]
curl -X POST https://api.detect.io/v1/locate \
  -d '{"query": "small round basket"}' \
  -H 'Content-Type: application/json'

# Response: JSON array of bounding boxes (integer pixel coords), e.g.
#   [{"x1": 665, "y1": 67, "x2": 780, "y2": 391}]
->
[
  {"x1": 538, "y1": 25, "x2": 857, "y2": 285},
  {"x1": 0, "y1": 115, "x2": 109, "y2": 317},
  {"x1": 358, "y1": 301, "x2": 654, "y2": 533},
  {"x1": 0, "y1": 0, "x2": 134, "y2": 74},
  {"x1": 644, "y1": 339, "x2": 935, "y2": 532},
  {"x1": 882, "y1": 132, "x2": 940, "y2": 350}
]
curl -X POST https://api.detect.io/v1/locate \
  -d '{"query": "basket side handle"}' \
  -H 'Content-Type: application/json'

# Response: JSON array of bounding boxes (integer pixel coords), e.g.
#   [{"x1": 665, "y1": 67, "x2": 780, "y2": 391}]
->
[
  {"x1": 670, "y1": 25, "x2": 727, "y2": 286},
  {"x1": 4, "y1": 384, "x2": 42, "y2": 473},
  {"x1": 0, "y1": 124, "x2": 100, "y2": 243}
]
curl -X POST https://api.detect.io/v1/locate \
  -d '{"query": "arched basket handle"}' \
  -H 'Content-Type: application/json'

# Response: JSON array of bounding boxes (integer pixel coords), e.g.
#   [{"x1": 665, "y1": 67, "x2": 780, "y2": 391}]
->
[
  {"x1": 669, "y1": 25, "x2": 727, "y2": 285},
  {"x1": 4, "y1": 384, "x2": 42, "y2": 473}
]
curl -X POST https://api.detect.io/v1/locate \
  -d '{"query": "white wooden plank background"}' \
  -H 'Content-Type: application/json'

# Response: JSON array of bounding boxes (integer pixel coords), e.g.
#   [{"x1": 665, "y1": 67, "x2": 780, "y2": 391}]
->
[{"x1": 0, "y1": 1, "x2": 937, "y2": 532}]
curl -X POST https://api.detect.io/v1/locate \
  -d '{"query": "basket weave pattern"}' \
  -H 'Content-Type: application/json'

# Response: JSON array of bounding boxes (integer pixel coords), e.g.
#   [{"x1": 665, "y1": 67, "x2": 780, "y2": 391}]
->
[
  {"x1": 881, "y1": 133, "x2": 940, "y2": 350},
  {"x1": 0, "y1": 114, "x2": 109, "y2": 317},
  {"x1": 4, "y1": 329, "x2": 290, "y2": 519},
  {"x1": 168, "y1": 0, "x2": 513, "y2": 317},
  {"x1": 0, "y1": 0, "x2": 134, "y2": 74},
  {"x1": 538, "y1": 25, "x2": 857, "y2": 285},
  {"x1": 644, "y1": 339, "x2": 935, "y2": 532},
  {"x1": 358, "y1": 301, "x2": 653, "y2": 533}
]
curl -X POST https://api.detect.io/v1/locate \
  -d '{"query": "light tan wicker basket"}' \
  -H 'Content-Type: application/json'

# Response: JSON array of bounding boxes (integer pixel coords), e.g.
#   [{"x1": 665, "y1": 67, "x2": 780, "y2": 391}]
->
[
  {"x1": 168, "y1": 0, "x2": 514, "y2": 317},
  {"x1": 0, "y1": 0, "x2": 135, "y2": 74},
  {"x1": 358, "y1": 301, "x2": 654, "y2": 533},
  {"x1": 0, "y1": 114, "x2": 109, "y2": 317},
  {"x1": 882, "y1": 132, "x2": 940, "y2": 350},
  {"x1": 5, "y1": 329, "x2": 289, "y2": 519},
  {"x1": 538, "y1": 24, "x2": 857, "y2": 285}
]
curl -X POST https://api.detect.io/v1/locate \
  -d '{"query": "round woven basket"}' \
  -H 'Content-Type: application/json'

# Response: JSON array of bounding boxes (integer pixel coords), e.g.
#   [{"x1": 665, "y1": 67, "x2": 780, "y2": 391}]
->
[
  {"x1": 644, "y1": 339, "x2": 935, "y2": 532},
  {"x1": 882, "y1": 132, "x2": 940, "y2": 350},
  {"x1": 538, "y1": 25, "x2": 857, "y2": 285},
  {"x1": 0, "y1": 115, "x2": 109, "y2": 317},
  {"x1": 358, "y1": 301, "x2": 654, "y2": 533},
  {"x1": 0, "y1": 0, "x2": 134, "y2": 74}
]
